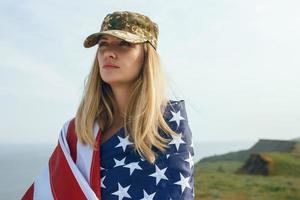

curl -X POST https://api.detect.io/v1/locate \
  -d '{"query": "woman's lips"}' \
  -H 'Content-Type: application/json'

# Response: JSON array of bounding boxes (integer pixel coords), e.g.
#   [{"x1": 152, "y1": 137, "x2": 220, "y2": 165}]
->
[{"x1": 103, "y1": 64, "x2": 120, "y2": 69}]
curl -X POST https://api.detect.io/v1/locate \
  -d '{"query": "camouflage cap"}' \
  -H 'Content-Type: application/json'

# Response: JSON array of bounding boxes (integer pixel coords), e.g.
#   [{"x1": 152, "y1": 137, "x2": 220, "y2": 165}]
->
[{"x1": 83, "y1": 11, "x2": 159, "y2": 50}]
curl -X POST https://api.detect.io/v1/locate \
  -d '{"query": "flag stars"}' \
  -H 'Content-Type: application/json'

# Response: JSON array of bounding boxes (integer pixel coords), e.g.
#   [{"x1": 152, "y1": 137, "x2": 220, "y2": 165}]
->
[
  {"x1": 100, "y1": 166, "x2": 106, "y2": 171},
  {"x1": 140, "y1": 156, "x2": 146, "y2": 161},
  {"x1": 115, "y1": 135, "x2": 133, "y2": 151},
  {"x1": 169, "y1": 110, "x2": 185, "y2": 128},
  {"x1": 124, "y1": 161, "x2": 142, "y2": 175},
  {"x1": 98, "y1": 102, "x2": 194, "y2": 199},
  {"x1": 174, "y1": 173, "x2": 192, "y2": 193},
  {"x1": 190, "y1": 139, "x2": 194, "y2": 148},
  {"x1": 169, "y1": 132, "x2": 186, "y2": 151},
  {"x1": 101, "y1": 176, "x2": 106, "y2": 189},
  {"x1": 112, "y1": 182, "x2": 131, "y2": 200},
  {"x1": 113, "y1": 157, "x2": 126, "y2": 168},
  {"x1": 184, "y1": 152, "x2": 194, "y2": 170},
  {"x1": 140, "y1": 189, "x2": 156, "y2": 200},
  {"x1": 149, "y1": 165, "x2": 168, "y2": 185}
]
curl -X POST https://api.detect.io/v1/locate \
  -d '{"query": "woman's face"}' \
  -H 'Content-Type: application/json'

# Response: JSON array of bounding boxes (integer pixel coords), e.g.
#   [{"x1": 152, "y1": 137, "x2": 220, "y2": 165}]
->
[{"x1": 97, "y1": 35, "x2": 145, "y2": 87}]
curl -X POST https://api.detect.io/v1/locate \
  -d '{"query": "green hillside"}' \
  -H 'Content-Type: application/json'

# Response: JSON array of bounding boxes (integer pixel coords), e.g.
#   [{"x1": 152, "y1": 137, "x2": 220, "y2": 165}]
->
[
  {"x1": 197, "y1": 149, "x2": 250, "y2": 164},
  {"x1": 194, "y1": 164, "x2": 300, "y2": 200},
  {"x1": 292, "y1": 137, "x2": 300, "y2": 142},
  {"x1": 193, "y1": 141, "x2": 300, "y2": 200},
  {"x1": 266, "y1": 142, "x2": 300, "y2": 177},
  {"x1": 198, "y1": 139, "x2": 299, "y2": 165},
  {"x1": 265, "y1": 152, "x2": 300, "y2": 177}
]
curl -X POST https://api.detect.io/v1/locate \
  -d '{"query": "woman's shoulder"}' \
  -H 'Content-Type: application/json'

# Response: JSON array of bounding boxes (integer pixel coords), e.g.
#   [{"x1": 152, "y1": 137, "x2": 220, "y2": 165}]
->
[
  {"x1": 57, "y1": 117, "x2": 76, "y2": 139},
  {"x1": 160, "y1": 99, "x2": 194, "y2": 157},
  {"x1": 164, "y1": 99, "x2": 189, "y2": 124},
  {"x1": 61, "y1": 117, "x2": 75, "y2": 129},
  {"x1": 167, "y1": 99, "x2": 185, "y2": 107},
  {"x1": 161, "y1": 99, "x2": 192, "y2": 144}
]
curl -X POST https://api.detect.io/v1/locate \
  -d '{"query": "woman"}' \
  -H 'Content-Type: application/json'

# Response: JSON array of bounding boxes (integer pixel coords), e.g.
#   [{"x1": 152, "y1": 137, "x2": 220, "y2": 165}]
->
[{"x1": 22, "y1": 11, "x2": 195, "y2": 200}]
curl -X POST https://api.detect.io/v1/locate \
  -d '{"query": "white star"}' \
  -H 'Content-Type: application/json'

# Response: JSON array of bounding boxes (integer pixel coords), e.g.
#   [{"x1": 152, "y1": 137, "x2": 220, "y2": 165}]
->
[
  {"x1": 101, "y1": 176, "x2": 106, "y2": 188},
  {"x1": 166, "y1": 154, "x2": 170, "y2": 159},
  {"x1": 169, "y1": 110, "x2": 185, "y2": 128},
  {"x1": 140, "y1": 156, "x2": 146, "y2": 161},
  {"x1": 184, "y1": 152, "x2": 194, "y2": 170},
  {"x1": 149, "y1": 165, "x2": 168, "y2": 185},
  {"x1": 174, "y1": 173, "x2": 192, "y2": 193},
  {"x1": 100, "y1": 166, "x2": 106, "y2": 171},
  {"x1": 115, "y1": 135, "x2": 133, "y2": 151},
  {"x1": 113, "y1": 157, "x2": 126, "y2": 167},
  {"x1": 140, "y1": 189, "x2": 156, "y2": 200},
  {"x1": 169, "y1": 132, "x2": 186, "y2": 151},
  {"x1": 112, "y1": 182, "x2": 131, "y2": 200},
  {"x1": 190, "y1": 139, "x2": 194, "y2": 148},
  {"x1": 124, "y1": 161, "x2": 142, "y2": 175}
]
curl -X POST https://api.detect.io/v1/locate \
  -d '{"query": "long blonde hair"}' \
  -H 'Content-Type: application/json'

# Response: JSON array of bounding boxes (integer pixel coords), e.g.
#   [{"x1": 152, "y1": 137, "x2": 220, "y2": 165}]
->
[{"x1": 75, "y1": 42, "x2": 178, "y2": 164}]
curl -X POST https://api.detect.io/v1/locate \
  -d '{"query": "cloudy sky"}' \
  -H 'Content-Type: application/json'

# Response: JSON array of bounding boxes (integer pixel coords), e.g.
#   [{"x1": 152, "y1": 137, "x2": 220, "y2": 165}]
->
[{"x1": 1, "y1": 0, "x2": 299, "y2": 144}]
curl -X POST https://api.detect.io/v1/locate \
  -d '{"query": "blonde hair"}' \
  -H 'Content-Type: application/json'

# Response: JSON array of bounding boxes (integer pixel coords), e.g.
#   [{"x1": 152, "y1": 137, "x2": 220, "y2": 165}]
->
[{"x1": 75, "y1": 42, "x2": 178, "y2": 164}]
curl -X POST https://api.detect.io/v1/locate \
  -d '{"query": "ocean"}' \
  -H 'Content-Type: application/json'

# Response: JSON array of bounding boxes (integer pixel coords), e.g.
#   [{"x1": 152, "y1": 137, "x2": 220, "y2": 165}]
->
[{"x1": 0, "y1": 141, "x2": 254, "y2": 199}]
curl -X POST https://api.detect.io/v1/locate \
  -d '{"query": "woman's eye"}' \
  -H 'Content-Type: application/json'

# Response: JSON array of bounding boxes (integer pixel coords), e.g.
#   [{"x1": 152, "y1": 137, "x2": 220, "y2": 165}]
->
[
  {"x1": 98, "y1": 42, "x2": 107, "y2": 47},
  {"x1": 120, "y1": 41, "x2": 131, "y2": 47},
  {"x1": 98, "y1": 41, "x2": 131, "y2": 48}
]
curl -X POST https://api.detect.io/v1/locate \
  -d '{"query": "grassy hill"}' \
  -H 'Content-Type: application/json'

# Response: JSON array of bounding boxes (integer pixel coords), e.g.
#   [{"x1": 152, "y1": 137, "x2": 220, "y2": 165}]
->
[
  {"x1": 292, "y1": 137, "x2": 300, "y2": 142},
  {"x1": 193, "y1": 141, "x2": 300, "y2": 200},
  {"x1": 197, "y1": 139, "x2": 297, "y2": 165},
  {"x1": 194, "y1": 164, "x2": 300, "y2": 200},
  {"x1": 197, "y1": 149, "x2": 250, "y2": 164}
]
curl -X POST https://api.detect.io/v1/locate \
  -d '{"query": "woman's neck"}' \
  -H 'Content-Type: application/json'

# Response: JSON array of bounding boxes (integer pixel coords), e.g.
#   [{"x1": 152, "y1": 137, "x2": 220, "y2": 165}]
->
[{"x1": 111, "y1": 83, "x2": 132, "y2": 118}]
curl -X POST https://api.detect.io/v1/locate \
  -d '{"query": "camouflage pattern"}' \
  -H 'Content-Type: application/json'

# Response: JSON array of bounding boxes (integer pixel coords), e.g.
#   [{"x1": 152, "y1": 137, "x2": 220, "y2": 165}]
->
[{"x1": 83, "y1": 11, "x2": 159, "y2": 50}]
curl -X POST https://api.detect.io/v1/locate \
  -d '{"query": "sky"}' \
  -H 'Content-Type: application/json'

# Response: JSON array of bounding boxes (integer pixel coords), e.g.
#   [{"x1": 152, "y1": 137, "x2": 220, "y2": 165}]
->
[{"x1": 1, "y1": 0, "x2": 300, "y2": 144}]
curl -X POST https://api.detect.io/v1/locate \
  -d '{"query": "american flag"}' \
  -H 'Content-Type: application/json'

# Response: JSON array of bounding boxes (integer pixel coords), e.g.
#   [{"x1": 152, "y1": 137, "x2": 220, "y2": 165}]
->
[
  {"x1": 99, "y1": 100, "x2": 195, "y2": 199},
  {"x1": 21, "y1": 99, "x2": 194, "y2": 200}
]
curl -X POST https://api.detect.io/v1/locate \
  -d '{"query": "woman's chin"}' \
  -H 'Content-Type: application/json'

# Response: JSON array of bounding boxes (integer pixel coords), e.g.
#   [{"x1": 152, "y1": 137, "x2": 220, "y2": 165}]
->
[{"x1": 102, "y1": 79, "x2": 124, "y2": 86}]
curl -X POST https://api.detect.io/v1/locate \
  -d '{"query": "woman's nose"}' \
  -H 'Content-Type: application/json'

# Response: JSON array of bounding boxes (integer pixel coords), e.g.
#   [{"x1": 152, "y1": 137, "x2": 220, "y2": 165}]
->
[{"x1": 101, "y1": 47, "x2": 117, "y2": 59}]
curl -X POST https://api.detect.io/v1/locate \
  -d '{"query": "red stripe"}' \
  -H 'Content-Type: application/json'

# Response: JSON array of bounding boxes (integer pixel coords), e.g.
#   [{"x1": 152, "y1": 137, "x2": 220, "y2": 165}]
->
[
  {"x1": 49, "y1": 144, "x2": 87, "y2": 200},
  {"x1": 90, "y1": 129, "x2": 102, "y2": 199},
  {"x1": 21, "y1": 184, "x2": 34, "y2": 200},
  {"x1": 67, "y1": 118, "x2": 77, "y2": 162}
]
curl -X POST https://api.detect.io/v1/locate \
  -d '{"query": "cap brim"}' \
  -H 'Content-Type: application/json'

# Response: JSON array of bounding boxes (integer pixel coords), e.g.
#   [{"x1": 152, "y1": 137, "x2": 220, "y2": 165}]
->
[{"x1": 83, "y1": 30, "x2": 148, "y2": 48}]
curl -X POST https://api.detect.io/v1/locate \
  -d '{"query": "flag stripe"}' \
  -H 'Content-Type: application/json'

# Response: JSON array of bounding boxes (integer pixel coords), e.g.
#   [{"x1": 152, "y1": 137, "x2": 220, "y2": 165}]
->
[
  {"x1": 75, "y1": 122, "x2": 99, "y2": 185},
  {"x1": 58, "y1": 121, "x2": 100, "y2": 199},
  {"x1": 67, "y1": 119, "x2": 77, "y2": 162},
  {"x1": 21, "y1": 184, "x2": 34, "y2": 200},
  {"x1": 21, "y1": 118, "x2": 101, "y2": 200},
  {"x1": 49, "y1": 144, "x2": 87, "y2": 200},
  {"x1": 33, "y1": 164, "x2": 54, "y2": 200},
  {"x1": 90, "y1": 129, "x2": 102, "y2": 198}
]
